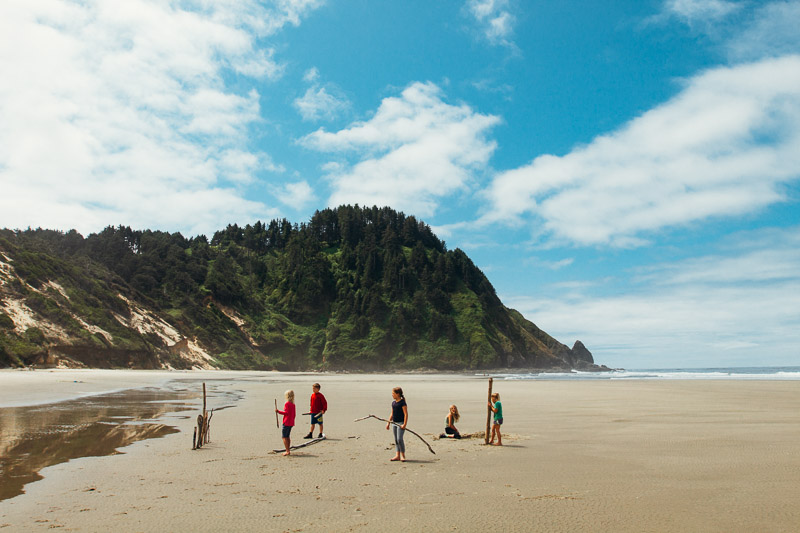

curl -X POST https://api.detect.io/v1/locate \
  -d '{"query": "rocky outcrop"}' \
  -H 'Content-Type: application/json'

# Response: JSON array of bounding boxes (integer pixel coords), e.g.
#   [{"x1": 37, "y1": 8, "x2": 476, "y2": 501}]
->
[{"x1": 571, "y1": 340, "x2": 594, "y2": 364}]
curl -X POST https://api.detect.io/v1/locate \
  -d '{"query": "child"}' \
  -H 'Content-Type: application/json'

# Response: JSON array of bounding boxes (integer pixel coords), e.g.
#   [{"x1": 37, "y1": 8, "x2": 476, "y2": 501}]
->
[
  {"x1": 442, "y1": 404, "x2": 461, "y2": 438},
  {"x1": 275, "y1": 389, "x2": 296, "y2": 456},
  {"x1": 488, "y1": 392, "x2": 502, "y2": 445},
  {"x1": 386, "y1": 386, "x2": 408, "y2": 462},
  {"x1": 304, "y1": 382, "x2": 327, "y2": 439}
]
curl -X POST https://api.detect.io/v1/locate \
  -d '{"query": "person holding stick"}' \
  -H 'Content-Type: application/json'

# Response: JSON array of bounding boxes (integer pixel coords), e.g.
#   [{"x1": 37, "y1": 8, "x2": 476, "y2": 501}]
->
[
  {"x1": 488, "y1": 392, "x2": 503, "y2": 446},
  {"x1": 386, "y1": 386, "x2": 408, "y2": 462},
  {"x1": 304, "y1": 382, "x2": 327, "y2": 439},
  {"x1": 275, "y1": 390, "x2": 296, "y2": 456}
]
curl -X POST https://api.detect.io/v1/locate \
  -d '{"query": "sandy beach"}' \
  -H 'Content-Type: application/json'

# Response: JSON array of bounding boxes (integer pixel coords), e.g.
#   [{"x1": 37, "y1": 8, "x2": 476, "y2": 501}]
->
[{"x1": 1, "y1": 370, "x2": 799, "y2": 532}]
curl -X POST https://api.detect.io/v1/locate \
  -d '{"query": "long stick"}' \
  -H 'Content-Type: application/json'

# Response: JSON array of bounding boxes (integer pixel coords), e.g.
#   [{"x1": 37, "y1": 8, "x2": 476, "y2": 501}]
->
[
  {"x1": 271, "y1": 435, "x2": 326, "y2": 453},
  {"x1": 274, "y1": 399, "x2": 279, "y2": 428},
  {"x1": 354, "y1": 414, "x2": 436, "y2": 455},
  {"x1": 485, "y1": 377, "x2": 493, "y2": 445}
]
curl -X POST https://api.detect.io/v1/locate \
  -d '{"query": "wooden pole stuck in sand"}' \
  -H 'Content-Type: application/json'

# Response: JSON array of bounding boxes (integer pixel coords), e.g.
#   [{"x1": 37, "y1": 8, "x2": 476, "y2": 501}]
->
[
  {"x1": 204, "y1": 410, "x2": 212, "y2": 445},
  {"x1": 192, "y1": 382, "x2": 212, "y2": 450},
  {"x1": 485, "y1": 377, "x2": 493, "y2": 445},
  {"x1": 196, "y1": 414, "x2": 204, "y2": 449},
  {"x1": 274, "y1": 399, "x2": 279, "y2": 428}
]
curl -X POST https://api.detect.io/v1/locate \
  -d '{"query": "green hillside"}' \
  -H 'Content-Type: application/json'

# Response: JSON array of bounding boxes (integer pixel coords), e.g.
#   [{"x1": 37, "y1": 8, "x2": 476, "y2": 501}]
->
[{"x1": 0, "y1": 206, "x2": 602, "y2": 371}]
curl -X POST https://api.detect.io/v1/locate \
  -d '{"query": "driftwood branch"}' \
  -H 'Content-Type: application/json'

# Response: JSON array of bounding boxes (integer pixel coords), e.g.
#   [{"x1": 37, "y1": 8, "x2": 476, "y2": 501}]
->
[
  {"x1": 354, "y1": 414, "x2": 436, "y2": 455},
  {"x1": 485, "y1": 377, "x2": 493, "y2": 445},
  {"x1": 192, "y1": 382, "x2": 215, "y2": 450}
]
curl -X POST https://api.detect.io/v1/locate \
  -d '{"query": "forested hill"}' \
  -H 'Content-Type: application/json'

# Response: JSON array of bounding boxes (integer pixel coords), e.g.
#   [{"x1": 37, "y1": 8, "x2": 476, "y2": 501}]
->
[{"x1": 0, "y1": 206, "x2": 604, "y2": 371}]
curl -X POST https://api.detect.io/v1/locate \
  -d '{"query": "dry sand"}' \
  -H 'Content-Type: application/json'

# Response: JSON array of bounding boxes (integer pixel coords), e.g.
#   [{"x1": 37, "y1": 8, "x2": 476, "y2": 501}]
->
[{"x1": 1, "y1": 370, "x2": 799, "y2": 532}]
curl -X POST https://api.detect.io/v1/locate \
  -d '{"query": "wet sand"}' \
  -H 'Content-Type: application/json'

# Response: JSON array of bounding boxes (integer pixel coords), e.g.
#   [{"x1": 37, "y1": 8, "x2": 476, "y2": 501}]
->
[{"x1": 1, "y1": 371, "x2": 799, "y2": 532}]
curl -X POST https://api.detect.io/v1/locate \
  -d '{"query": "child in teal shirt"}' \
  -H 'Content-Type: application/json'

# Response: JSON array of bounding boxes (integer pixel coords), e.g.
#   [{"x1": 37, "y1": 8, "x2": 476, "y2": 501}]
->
[{"x1": 488, "y1": 392, "x2": 503, "y2": 446}]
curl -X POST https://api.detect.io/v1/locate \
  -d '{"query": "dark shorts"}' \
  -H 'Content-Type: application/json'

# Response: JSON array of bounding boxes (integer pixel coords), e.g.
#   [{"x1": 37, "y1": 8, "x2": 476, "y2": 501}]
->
[
  {"x1": 493, "y1": 418, "x2": 503, "y2": 426},
  {"x1": 445, "y1": 427, "x2": 461, "y2": 438},
  {"x1": 282, "y1": 425, "x2": 293, "y2": 438},
  {"x1": 311, "y1": 413, "x2": 323, "y2": 425}
]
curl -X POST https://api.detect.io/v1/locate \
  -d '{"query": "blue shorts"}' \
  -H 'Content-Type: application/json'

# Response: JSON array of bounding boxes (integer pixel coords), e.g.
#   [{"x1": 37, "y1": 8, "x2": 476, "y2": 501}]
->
[
  {"x1": 493, "y1": 418, "x2": 503, "y2": 426},
  {"x1": 282, "y1": 425, "x2": 293, "y2": 438},
  {"x1": 311, "y1": 413, "x2": 323, "y2": 425}
]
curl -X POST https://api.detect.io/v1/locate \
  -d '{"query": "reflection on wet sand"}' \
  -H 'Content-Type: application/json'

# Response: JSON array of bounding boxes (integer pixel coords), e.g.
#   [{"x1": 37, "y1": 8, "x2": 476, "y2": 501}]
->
[{"x1": 0, "y1": 387, "x2": 202, "y2": 502}]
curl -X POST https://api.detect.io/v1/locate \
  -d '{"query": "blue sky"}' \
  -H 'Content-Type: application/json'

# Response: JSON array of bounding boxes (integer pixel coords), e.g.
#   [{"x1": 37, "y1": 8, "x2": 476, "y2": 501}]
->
[{"x1": 1, "y1": 0, "x2": 799, "y2": 369}]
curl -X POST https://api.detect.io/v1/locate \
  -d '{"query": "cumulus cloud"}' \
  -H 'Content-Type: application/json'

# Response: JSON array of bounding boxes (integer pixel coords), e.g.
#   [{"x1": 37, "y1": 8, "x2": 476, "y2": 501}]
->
[
  {"x1": 728, "y1": 1, "x2": 800, "y2": 61},
  {"x1": 482, "y1": 55, "x2": 800, "y2": 247},
  {"x1": 293, "y1": 67, "x2": 349, "y2": 121},
  {"x1": 294, "y1": 86, "x2": 349, "y2": 121},
  {"x1": 0, "y1": 0, "x2": 323, "y2": 236},
  {"x1": 273, "y1": 180, "x2": 317, "y2": 210},
  {"x1": 300, "y1": 82, "x2": 500, "y2": 217},
  {"x1": 656, "y1": 0, "x2": 800, "y2": 61},
  {"x1": 504, "y1": 226, "x2": 800, "y2": 368},
  {"x1": 662, "y1": 0, "x2": 740, "y2": 26},
  {"x1": 467, "y1": 0, "x2": 515, "y2": 46}
]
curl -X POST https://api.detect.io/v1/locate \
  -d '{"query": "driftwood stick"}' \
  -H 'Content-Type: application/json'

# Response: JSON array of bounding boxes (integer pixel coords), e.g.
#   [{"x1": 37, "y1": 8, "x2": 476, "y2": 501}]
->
[
  {"x1": 205, "y1": 409, "x2": 213, "y2": 444},
  {"x1": 196, "y1": 413, "x2": 205, "y2": 449},
  {"x1": 274, "y1": 399, "x2": 279, "y2": 428},
  {"x1": 192, "y1": 426, "x2": 197, "y2": 450},
  {"x1": 354, "y1": 414, "x2": 436, "y2": 455},
  {"x1": 485, "y1": 377, "x2": 493, "y2": 445}
]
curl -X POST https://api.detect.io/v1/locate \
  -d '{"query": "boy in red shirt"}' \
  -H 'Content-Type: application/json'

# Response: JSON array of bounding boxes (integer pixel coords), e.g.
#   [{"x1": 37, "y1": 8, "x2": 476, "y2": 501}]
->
[{"x1": 304, "y1": 383, "x2": 327, "y2": 439}]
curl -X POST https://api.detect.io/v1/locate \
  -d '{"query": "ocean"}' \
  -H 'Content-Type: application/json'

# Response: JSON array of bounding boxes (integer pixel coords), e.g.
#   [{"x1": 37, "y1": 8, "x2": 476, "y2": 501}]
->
[{"x1": 492, "y1": 366, "x2": 800, "y2": 380}]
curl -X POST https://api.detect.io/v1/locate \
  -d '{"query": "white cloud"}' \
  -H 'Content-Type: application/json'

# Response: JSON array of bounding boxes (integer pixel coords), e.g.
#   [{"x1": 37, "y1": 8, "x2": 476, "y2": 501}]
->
[
  {"x1": 300, "y1": 82, "x2": 500, "y2": 217},
  {"x1": 504, "y1": 227, "x2": 800, "y2": 368},
  {"x1": 656, "y1": 1, "x2": 800, "y2": 61},
  {"x1": 294, "y1": 86, "x2": 349, "y2": 122},
  {"x1": 662, "y1": 0, "x2": 740, "y2": 26},
  {"x1": 467, "y1": 0, "x2": 515, "y2": 46},
  {"x1": 728, "y1": 1, "x2": 800, "y2": 61},
  {"x1": 0, "y1": 0, "x2": 324, "y2": 236},
  {"x1": 483, "y1": 55, "x2": 800, "y2": 246},
  {"x1": 273, "y1": 180, "x2": 317, "y2": 210},
  {"x1": 303, "y1": 67, "x2": 320, "y2": 83},
  {"x1": 293, "y1": 67, "x2": 349, "y2": 121}
]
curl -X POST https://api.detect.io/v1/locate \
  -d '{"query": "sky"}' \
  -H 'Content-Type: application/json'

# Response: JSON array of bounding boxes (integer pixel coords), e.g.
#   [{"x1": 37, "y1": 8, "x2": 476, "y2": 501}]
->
[{"x1": 1, "y1": 0, "x2": 799, "y2": 369}]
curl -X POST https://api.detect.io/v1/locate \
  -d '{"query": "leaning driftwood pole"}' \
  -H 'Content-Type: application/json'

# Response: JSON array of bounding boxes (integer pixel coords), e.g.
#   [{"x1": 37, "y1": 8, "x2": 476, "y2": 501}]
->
[
  {"x1": 274, "y1": 399, "x2": 279, "y2": 428},
  {"x1": 354, "y1": 414, "x2": 436, "y2": 455},
  {"x1": 485, "y1": 377, "x2": 493, "y2": 444}
]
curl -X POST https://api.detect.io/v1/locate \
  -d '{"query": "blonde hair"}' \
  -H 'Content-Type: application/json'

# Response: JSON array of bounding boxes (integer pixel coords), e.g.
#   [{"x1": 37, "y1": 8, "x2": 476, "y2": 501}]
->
[
  {"x1": 491, "y1": 392, "x2": 500, "y2": 401},
  {"x1": 285, "y1": 389, "x2": 295, "y2": 402},
  {"x1": 449, "y1": 404, "x2": 460, "y2": 422}
]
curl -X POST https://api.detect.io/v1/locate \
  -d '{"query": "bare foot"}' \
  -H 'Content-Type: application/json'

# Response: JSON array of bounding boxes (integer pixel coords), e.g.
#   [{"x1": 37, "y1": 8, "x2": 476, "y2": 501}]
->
[
  {"x1": 282, "y1": 451, "x2": 291, "y2": 456},
  {"x1": 493, "y1": 443, "x2": 502, "y2": 446},
  {"x1": 390, "y1": 456, "x2": 400, "y2": 461}
]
